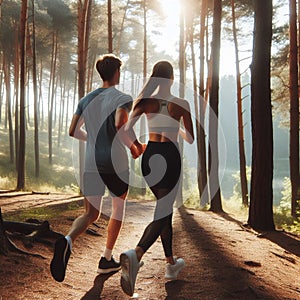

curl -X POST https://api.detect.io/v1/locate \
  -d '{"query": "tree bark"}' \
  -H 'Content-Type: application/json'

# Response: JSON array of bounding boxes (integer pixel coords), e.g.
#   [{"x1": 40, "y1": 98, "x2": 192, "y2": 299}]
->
[
  {"x1": 14, "y1": 23, "x2": 20, "y2": 171},
  {"x1": 143, "y1": 0, "x2": 147, "y2": 80},
  {"x1": 289, "y1": 0, "x2": 300, "y2": 217},
  {"x1": 198, "y1": 0, "x2": 209, "y2": 207},
  {"x1": 231, "y1": 0, "x2": 248, "y2": 206},
  {"x1": 176, "y1": 1, "x2": 186, "y2": 207},
  {"x1": 77, "y1": 0, "x2": 92, "y2": 191},
  {"x1": 17, "y1": 0, "x2": 28, "y2": 190},
  {"x1": 0, "y1": 208, "x2": 9, "y2": 256},
  {"x1": 3, "y1": 55, "x2": 14, "y2": 164},
  {"x1": 208, "y1": 0, "x2": 223, "y2": 212},
  {"x1": 31, "y1": 0, "x2": 40, "y2": 177},
  {"x1": 108, "y1": 0, "x2": 113, "y2": 52},
  {"x1": 248, "y1": 0, "x2": 275, "y2": 231},
  {"x1": 48, "y1": 31, "x2": 58, "y2": 165},
  {"x1": 116, "y1": 0, "x2": 130, "y2": 56}
]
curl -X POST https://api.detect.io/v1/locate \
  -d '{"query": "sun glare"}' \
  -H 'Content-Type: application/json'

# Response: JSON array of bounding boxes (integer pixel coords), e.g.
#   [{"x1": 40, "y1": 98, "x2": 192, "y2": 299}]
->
[
  {"x1": 152, "y1": 0, "x2": 181, "y2": 56},
  {"x1": 159, "y1": 0, "x2": 181, "y2": 24}
]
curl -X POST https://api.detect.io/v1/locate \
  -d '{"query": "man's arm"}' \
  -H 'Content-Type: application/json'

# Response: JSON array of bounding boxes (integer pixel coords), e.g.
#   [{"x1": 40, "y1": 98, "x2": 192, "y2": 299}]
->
[
  {"x1": 115, "y1": 107, "x2": 145, "y2": 159},
  {"x1": 69, "y1": 114, "x2": 87, "y2": 141}
]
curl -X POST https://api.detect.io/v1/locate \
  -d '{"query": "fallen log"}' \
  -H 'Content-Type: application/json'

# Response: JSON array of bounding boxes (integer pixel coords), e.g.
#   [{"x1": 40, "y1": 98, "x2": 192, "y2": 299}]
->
[
  {"x1": 0, "y1": 208, "x2": 45, "y2": 258},
  {"x1": 0, "y1": 207, "x2": 9, "y2": 255},
  {"x1": 4, "y1": 220, "x2": 63, "y2": 239},
  {"x1": 0, "y1": 208, "x2": 64, "y2": 258}
]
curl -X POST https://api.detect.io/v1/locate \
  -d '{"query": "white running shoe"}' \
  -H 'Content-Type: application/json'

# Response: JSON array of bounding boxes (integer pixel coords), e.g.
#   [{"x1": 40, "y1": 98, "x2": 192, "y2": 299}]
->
[
  {"x1": 165, "y1": 257, "x2": 185, "y2": 280},
  {"x1": 120, "y1": 249, "x2": 141, "y2": 296}
]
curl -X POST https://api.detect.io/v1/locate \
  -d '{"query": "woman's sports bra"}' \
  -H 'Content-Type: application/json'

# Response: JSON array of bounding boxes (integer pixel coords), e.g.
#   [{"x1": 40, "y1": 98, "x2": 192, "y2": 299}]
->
[{"x1": 147, "y1": 99, "x2": 180, "y2": 133}]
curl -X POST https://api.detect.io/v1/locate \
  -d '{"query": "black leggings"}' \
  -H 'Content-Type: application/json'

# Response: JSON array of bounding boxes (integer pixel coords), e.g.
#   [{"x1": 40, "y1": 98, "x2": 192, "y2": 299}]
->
[{"x1": 137, "y1": 141, "x2": 181, "y2": 258}]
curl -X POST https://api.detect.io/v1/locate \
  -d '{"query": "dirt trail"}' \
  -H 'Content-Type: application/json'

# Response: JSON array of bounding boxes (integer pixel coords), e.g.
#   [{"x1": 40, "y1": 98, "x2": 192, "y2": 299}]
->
[{"x1": 0, "y1": 193, "x2": 300, "y2": 299}]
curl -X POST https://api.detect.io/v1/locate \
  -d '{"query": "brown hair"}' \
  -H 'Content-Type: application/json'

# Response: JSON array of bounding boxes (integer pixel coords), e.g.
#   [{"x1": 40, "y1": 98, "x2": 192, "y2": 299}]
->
[
  {"x1": 150, "y1": 61, "x2": 174, "y2": 79},
  {"x1": 134, "y1": 61, "x2": 174, "y2": 107},
  {"x1": 95, "y1": 54, "x2": 122, "y2": 82}
]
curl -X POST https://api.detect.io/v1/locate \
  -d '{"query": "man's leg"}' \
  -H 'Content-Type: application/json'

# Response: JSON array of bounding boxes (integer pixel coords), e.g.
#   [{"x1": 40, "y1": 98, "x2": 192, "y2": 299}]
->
[
  {"x1": 98, "y1": 192, "x2": 127, "y2": 274},
  {"x1": 50, "y1": 195, "x2": 101, "y2": 282},
  {"x1": 67, "y1": 196, "x2": 101, "y2": 243},
  {"x1": 105, "y1": 192, "x2": 127, "y2": 253}
]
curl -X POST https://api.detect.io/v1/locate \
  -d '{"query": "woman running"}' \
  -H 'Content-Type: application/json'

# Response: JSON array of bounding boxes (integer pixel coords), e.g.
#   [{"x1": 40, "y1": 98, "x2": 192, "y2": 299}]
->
[{"x1": 120, "y1": 60, "x2": 194, "y2": 296}]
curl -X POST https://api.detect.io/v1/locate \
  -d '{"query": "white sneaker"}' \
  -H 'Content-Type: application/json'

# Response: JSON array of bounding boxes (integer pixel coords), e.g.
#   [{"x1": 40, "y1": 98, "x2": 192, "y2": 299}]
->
[
  {"x1": 165, "y1": 257, "x2": 185, "y2": 280},
  {"x1": 120, "y1": 249, "x2": 141, "y2": 296}
]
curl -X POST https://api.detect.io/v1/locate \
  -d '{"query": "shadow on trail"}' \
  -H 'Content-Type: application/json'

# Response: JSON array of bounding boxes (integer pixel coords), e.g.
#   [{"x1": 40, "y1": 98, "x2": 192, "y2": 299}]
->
[
  {"x1": 165, "y1": 279, "x2": 186, "y2": 299},
  {"x1": 81, "y1": 271, "x2": 118, "y2": 300},
  {"x1": 219, "y1": 211, "x2": 300, "y2": 258},
  {"x1": 0, "y1": 193, "x2": 83, "y2": 213},
  {"x1": 173, "y1": 207, "x2": 282, "y2": 300},
  {"x1": 260, "y1": 231, "x2": 300, "y2": 257}
]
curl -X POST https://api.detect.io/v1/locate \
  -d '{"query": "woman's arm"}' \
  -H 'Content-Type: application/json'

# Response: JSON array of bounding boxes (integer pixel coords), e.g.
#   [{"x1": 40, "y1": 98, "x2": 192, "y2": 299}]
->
[
  {"x1": 116, "y1": 105, "x2": 146, "y2": 159},
  {"x1": 125, "y1": 103, "x2": 147, "y2": 158},
  {"x1": 180, "y1": 101, "x2": 194, "y2": 144},
  {"x1": 69, "y1": 114, "x2": 87, "y2": 141}
]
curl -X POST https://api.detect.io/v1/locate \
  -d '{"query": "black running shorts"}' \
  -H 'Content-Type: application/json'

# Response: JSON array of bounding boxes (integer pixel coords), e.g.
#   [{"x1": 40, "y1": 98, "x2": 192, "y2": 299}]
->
[{"x1": 82, "y1": 170, "x2": 129, "y2": 197}]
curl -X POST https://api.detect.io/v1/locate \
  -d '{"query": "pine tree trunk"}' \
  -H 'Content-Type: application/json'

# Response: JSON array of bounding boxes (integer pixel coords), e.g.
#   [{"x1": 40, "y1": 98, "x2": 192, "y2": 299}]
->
[
  {"x1": 231, "y1": 0, "x2": 248, "y2": 206},
  {"x1": 176, "y1": 5, "x2": 186, "y2": 207},
  {"x1": 77, "y1": 0, "x2": 92, "y2": 190},
  {"x1": 3, "y1": 56, "x2": 14, "y2": 164},
  {"x1": 248, "y1": 0, "x2": 275, "y2": 231},
  {"x1": 108, "y1": 0, "x2": 113, "y2": 53},
  {"x1": 189, "y1": 28, "x2": 202, "y2": 204},
  {"x1": 208, "y1": 0, "x2": 222, "y2": 212},
  {"x1": 116, "y1": 0, "x2": 130, "y2": 55},
  {"x1": 14, "y1": 29, "x2": 19, "y2": 170},
  {"x1": 199, "y1": 0, "x2": 209, "y2": 207},
  {"x1": 48, "y1": 32, "x2": 57, "y2": 165},
  {"x1": 289, "y1": 0, "x2": 300, "y2": 217},
  {"x1": 31, "y1": 0, "x2": 40, "y2": 177},
  {"x1": 17, "y1": 0, "x2": 28, "y2": 190}
]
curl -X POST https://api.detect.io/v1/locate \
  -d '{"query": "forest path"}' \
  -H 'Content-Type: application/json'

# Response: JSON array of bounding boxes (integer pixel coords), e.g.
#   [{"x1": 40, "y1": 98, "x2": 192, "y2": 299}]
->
[{"x1": 0, "y1": 193, "x2": 300, "y2": 299}]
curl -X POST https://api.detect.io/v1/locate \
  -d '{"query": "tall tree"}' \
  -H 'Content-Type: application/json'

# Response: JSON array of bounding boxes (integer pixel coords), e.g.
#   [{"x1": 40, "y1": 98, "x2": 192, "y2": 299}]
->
[
  {"x1": 0, "y1": 2, "x2": 19, "y2": 164},
  {"x1": 78, "y1": 0, "x2": 92, "y2": 99},
  {"x1": 176, "y1": 0, "x2": 186, "y2": 207},
  {"x1": 231, "y1": 0, "x2": 248, "y2": 206},
  {"x1": 17, "y1": 0, "x2": 28, "y2": 190},
  {"x1": 115, "y1": 0, "x2": 130, "y2": 55},
  {"x1": 248, "y1": 0, "x2": 275, "y2": 231},
  {"x1": 208, "y1": 0, "x2": 223, "y2": 212},
  {"x1": 3, "y1": 56, "x2": 14, "y2": 164},
  {"x1": 289, "y1": 0, "x2": 300, "y2": 217},
  {"x1": 14, "y1": 21, "x2": 20, "y2": 170},
  {"x1": 48, "y1": 31, "x2": 57, "y2": 164},
  {"x1": 31, "y1": 0, "x2": 39, "y2": 177},
  {"x1": 108, "y1": 0, "x2": 113, "y2": 52},
  {"x1": 199, "y1": 0, "x2": 209, "y2": 206},
  {"x1": 142, "y1": 0, "x2": 148, "y2": 79},
  {"x1": 77, "y1": 0, "x2": 92, "y2": 189}
]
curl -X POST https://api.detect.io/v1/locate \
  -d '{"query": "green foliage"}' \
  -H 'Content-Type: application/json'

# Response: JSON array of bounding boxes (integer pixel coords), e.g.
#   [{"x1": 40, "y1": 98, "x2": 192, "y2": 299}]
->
[
  {"x1": 229, "y1": 166, "x2": 251, "y2": 203},
  {"x1": 222, "y1": 196, "x2": 249, "y2": 219},
  {"x1": 277, "y1": 177, "x2": 291, "y2": 215},
  {"x1": 0, "y1": 126, "x2": 78, "y2": 192},
  {"x1": 274, "y1": 211, "x2": 300, "y2": 234},
  {"x1": 183, "y1": 185, "x2": 202, "y2": 209},
  {"x1": 3, "y1": 202, "x2": 82, "y2": 222},
  {"x1": 182, "y1": 171, "x2": 300, "y2": 235},
  {"x1": 274, "y1": 177, "x2": 300, "y2": 234},
  {"x1": 128, "y1": 185, "x2": 155, "y2": 200}
]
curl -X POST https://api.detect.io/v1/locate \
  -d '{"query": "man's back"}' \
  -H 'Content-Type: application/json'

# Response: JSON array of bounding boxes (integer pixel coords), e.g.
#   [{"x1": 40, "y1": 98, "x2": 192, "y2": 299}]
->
[{"x1": 80, "y1": 87, "x2": 132, "y2": 173}]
